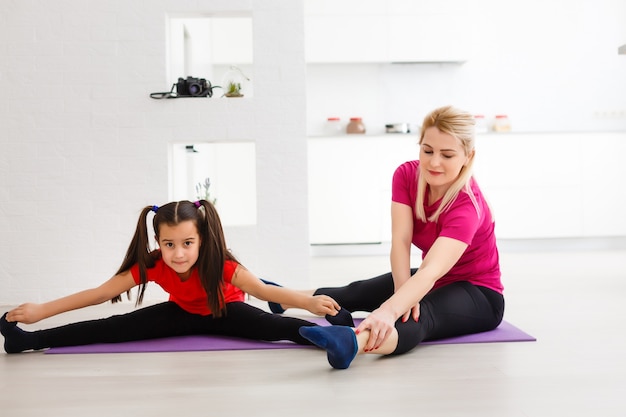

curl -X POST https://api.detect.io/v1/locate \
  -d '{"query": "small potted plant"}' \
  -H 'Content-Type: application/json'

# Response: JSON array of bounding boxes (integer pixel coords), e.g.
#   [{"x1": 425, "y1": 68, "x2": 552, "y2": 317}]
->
[
  {"x1": 195, "y1": 177, "x2": 217, "y2": 205},
  {"x1": 221, "y1": 65, "x2": 250, "y2": 98},
  {"x1": 224, "y1": 81, "x2": 243, "y2": 97}
]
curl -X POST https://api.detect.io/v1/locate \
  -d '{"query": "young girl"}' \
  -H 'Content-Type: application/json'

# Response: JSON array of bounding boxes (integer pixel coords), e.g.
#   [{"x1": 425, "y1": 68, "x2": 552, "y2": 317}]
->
[
  {"x1": 1, "y1": 200, "x2": 341, "y2": 354},
  {"x1": 270, "y1": 106, "x2": 505, "y2": 369}
]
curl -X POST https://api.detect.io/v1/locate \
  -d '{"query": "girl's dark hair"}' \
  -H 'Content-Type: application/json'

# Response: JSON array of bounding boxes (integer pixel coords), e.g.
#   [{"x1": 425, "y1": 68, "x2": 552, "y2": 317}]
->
[{"x1": 111, "y1": 200, "x2": 238, "y2": 317}]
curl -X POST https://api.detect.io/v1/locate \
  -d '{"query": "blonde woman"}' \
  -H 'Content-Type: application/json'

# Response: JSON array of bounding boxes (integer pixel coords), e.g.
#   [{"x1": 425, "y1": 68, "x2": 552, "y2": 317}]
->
[{"x1": 275, "y1": 106, "x2": 505, "y2": 369}]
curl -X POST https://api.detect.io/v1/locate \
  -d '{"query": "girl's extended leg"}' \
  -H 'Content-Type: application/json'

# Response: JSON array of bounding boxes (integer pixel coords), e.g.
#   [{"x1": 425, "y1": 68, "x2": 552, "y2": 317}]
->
[
  {"x1": 1, "y1": 302, "x2": 196, "y2": 353},
  {"x1": 1, "y1": 301, "x2": 319, "y2": 353},
  {"x1": 188, "y1": 302, "x2": 316, "y2": 345}
]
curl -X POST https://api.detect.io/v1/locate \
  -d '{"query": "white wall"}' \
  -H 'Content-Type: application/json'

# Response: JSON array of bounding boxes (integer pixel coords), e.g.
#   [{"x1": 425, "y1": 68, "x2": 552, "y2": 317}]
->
[
  {"x1": 1, "y1": 0, "x2": 625, "y2": 305},
  {"x1": 306, "y1": 0, "x2": 626, "y2": 135},
  {"x1": 0, "y1": 0, "x2": 310, "y2": 304}
]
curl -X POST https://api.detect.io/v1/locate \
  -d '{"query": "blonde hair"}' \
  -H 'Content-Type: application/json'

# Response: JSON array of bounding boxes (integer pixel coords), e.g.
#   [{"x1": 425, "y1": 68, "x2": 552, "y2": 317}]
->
[{"x1": 415, "y1": 105, "x2": 478, "y2": 223}]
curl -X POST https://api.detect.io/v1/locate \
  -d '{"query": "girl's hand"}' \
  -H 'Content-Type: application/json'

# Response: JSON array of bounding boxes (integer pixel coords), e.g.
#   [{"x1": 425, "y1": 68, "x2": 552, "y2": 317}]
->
[
  {"x1": 305, "y1": 295, "x2": 341, "y2": 316},
  {"x1": 401, "y1": 302, "x2": 420, "y2": 323},
  {"x1": 6, "y1": 303, "x2": 46, "y2": 324},
  {"x1": 355, "y1": 307, "x2": 396, "y2": 352}
]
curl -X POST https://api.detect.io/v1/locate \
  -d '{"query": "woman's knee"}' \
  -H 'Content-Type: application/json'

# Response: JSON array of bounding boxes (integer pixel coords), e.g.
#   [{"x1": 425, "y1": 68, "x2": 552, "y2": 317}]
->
[
  {"x1": 314, "y1": 273, "x2": 395, "y2": 311},
  {"x1": 391, "y1": 318, "x2": 425, "y2": 355}
]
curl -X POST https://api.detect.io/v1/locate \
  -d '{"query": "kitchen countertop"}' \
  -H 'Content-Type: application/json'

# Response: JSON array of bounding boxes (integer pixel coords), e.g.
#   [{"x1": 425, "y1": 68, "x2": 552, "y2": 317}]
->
[{"x1": 309, "y1": 129, "x2": 626, "y2": 138}]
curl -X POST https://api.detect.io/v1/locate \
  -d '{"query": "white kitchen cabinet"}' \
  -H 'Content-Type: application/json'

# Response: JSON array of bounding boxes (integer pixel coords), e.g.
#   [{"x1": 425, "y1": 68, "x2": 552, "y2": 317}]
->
[
  {"x1": 386, "y1": 14, "x2": 470, "y2": 63},
  {"x1": 308, "y1": 135, "x2": 419, "y2": 244},
  {"x1": 580, "y1": 133, "x2": 626, "y2": 237},
  {"x1": 474, "y1": 132, "x2": 626, "y2": 239},
  {"x1": 304, "y1": 0, "x2": 470, "y2": 63},
  {"x1": 308, "y1": 132, "x2": 626, "y2": 244},
  {"x1": 473, "y1": 133, "x2": 585, "y2": 239},
  {"x1": 304, "y1": 15, "x2": 388, "y2": 63}
]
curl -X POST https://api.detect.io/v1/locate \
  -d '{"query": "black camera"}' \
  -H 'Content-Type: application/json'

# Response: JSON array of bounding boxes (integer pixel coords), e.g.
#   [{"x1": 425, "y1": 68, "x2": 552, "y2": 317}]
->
[{"x1": 176, "y1": 76, "x2": 213, "y2": 97}]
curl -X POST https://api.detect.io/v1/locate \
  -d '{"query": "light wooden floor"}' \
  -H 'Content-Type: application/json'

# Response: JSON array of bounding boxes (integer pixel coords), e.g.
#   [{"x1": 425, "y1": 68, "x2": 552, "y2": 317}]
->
[{"x1": 1, "y1": 241, "x2": 625, "y2": 416}]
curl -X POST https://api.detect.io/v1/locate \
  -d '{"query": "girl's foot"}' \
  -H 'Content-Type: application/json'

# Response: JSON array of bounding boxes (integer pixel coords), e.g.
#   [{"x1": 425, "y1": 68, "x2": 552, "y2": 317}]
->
[
  {"x1": 1, "y1": 312, "x2": 36, "y2": 353},
  {"x1": 326, "y1": 308, "x2": 355, "y2": 327},
  {"x1": 299, "y1": 325, "x2": 358, "y2": 369}
]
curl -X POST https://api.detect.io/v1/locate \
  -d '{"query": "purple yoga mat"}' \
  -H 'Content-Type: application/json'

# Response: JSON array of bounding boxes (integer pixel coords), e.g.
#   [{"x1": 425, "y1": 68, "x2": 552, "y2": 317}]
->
[{"x1": 45, "y1": 318, "x2": 535, "y2": 355}]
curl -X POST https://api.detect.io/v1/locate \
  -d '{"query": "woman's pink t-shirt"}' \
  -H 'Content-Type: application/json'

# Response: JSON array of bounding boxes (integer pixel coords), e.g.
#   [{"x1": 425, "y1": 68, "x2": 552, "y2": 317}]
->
[{"x1": 392, "y1": 160, "x2": 503, "y2": 293}]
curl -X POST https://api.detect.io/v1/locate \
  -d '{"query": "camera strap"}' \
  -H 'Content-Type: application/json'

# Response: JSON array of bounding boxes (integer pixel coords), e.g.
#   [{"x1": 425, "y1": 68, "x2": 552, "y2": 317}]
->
[{"x1": 149, "y1": 83, "x2": 178, "y2": 99}]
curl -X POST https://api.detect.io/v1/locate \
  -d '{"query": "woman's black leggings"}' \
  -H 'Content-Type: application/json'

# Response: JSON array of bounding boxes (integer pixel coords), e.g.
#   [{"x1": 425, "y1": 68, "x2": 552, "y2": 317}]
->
[
  {"x1": 31, "y1": 302, "x2": 316, "y2": 350},
  {"x1": 314, "y1": 269, "x2": 505, "y2": 355}
]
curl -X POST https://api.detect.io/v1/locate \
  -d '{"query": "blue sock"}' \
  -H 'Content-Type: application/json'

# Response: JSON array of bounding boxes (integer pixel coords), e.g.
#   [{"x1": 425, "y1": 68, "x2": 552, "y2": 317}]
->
[
  {"x1": 299, "y1": 325, "x2": 358, "y2": 369},
  {"x1": 1, "y1": 312, "x2": 37, "y2": 354},
  {"x1": 259, "y1": 278, "x2": 285, "y2": 314},
  {"x1": 326, "y1": 308, "x2": 355, "y2": 327}
]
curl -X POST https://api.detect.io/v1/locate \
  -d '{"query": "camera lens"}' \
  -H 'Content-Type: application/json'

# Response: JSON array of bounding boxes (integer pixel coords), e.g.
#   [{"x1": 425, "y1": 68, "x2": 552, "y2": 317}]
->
[{"x1": 188, "y1": 82, "x2": 201, "y2": 96}]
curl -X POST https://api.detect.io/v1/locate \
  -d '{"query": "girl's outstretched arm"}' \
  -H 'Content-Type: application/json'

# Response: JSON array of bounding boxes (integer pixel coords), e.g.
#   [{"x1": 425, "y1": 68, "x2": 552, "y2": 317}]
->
[
  {"x1": 5, "y1": 271, "x2": 137, "y2": 325},
  {"x1": 231, "y1": 266, "x2": 341, "y2": 317}
]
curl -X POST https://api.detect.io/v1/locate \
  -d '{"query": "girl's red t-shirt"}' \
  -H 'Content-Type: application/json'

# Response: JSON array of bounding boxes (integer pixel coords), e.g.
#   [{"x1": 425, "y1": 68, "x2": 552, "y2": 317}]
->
[{"x1": 130, "y1": 259, "x2": 245, "y2": 315}]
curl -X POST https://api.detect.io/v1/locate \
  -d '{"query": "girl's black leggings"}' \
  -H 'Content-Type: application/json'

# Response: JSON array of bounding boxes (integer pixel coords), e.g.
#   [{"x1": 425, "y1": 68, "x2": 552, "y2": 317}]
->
[
  {"x1": 314, "y1": 269, "x2": 505, "y2": 355},
  {"x1": 31, "y1": 301, "x2": 316, "y2": 350}
]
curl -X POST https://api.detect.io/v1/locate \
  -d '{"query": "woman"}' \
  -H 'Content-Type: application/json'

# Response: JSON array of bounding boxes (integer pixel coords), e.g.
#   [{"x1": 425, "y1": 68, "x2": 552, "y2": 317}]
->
[{"x1": 275, "y1": 105, "x2": 505, "y2": 369}]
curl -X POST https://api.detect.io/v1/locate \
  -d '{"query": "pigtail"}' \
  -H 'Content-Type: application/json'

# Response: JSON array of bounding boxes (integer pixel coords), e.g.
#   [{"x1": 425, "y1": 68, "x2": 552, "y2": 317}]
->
[
  {"x1": 195, "y1": 200, "x2": 228, "y2": 317},
  {"x1": 111, "y1": 206, "x2": 156, "y2": 305},
  {"x1": 112, "y1": 199, "x2": 238, "y2": 316}
]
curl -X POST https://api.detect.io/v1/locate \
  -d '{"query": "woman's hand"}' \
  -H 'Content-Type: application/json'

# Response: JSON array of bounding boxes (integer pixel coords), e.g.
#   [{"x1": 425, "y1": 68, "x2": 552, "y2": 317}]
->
[
  {"x1": 6, "y1": 303, "x2": 46, "y2": 324},
  {"x1": 355, "y1": 307, "x2": 397, "y2": 352},
  {"x1": 401, "y1": 302, "x2": 420, "y2": 323},
  {"x1": 305, "y1": 295, "x2": 341, "y2": 317}
]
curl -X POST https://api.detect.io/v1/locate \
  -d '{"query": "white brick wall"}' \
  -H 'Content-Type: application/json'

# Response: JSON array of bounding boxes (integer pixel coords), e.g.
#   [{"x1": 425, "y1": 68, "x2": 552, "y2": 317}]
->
[{"x1": 0, "y1": 0, "x2": 310, "y2": 304}]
